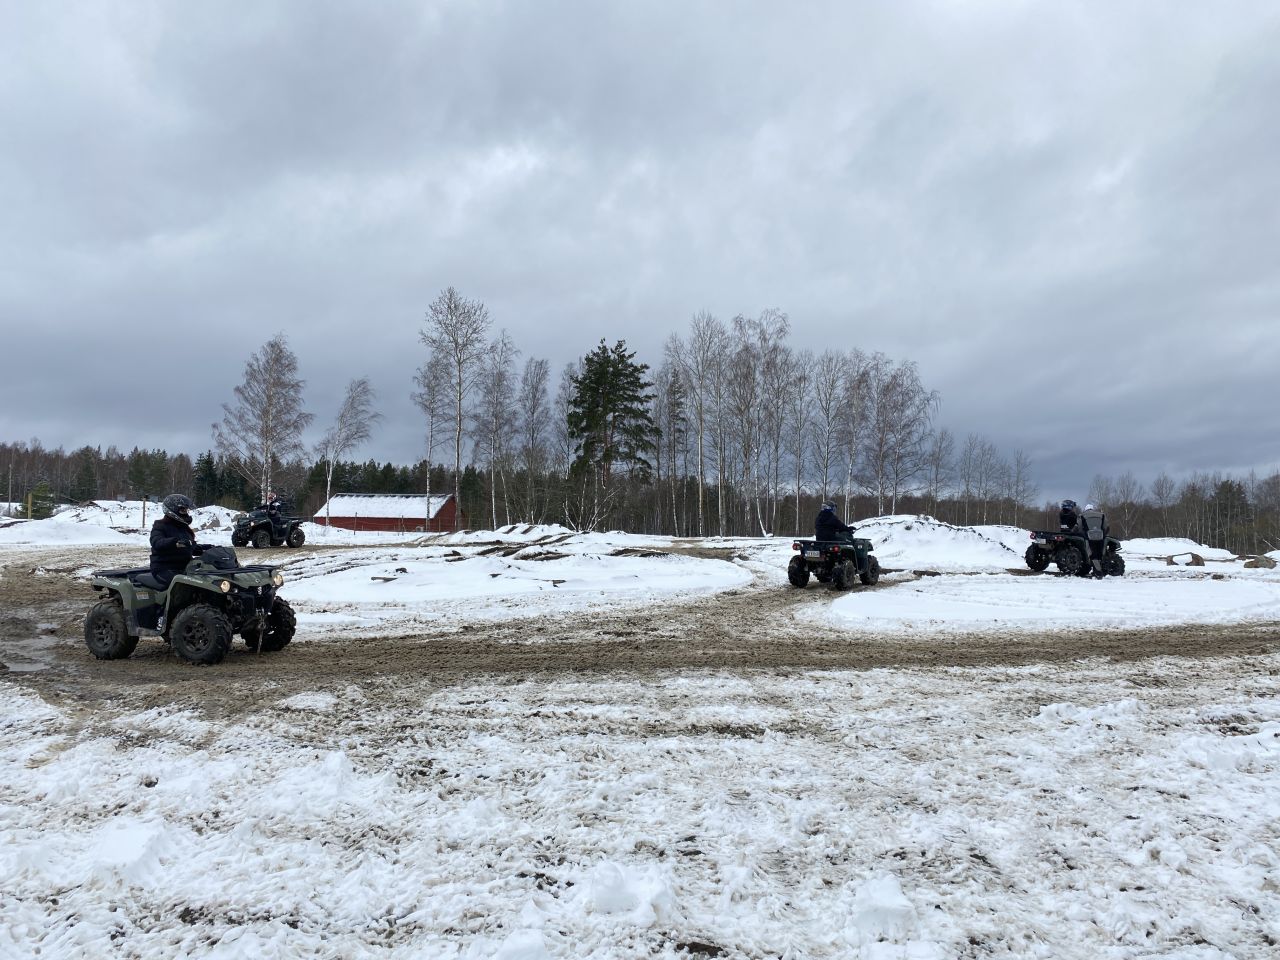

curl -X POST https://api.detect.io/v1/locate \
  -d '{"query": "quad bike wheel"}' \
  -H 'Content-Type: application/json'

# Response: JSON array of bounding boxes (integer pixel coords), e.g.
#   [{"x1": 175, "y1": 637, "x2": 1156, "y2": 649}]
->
[
  {"x1": 286, "y1": 527, "x2": 305, "y2": 548},
  {"x1": 243, "y1": 598, "x2": 297, "y2": 652},
  {"x1": 860, "y1": 556, "x2": 881, "y2": 586},
  {"x1": 787, "y1": 556, "x2": 810, "y2": 588},
  {"x1": 252, "y1": 529, "x2": 272, "y2": 549},
  {"x1": 1102, "y1": 554, "x2": 1126, "y2": 577},
  {"x1": 84, "y1": 599, "x2": 139, "y2": 660},
  {"x1": 169, "y1": 603, "x2": 233, "y2": 665},
  {"x1": 832, "y1": 560, "x2": 856, "y2": 590},
  {"x1": 1024, "y1": 545, "x2": 1051, "y2": 572},
  {"x1": 231, "y1": 534, "x2": 248, "y2": 547},
  {"x1": 1054, "y1": 546, "x2": 1085, "y2": 577}
]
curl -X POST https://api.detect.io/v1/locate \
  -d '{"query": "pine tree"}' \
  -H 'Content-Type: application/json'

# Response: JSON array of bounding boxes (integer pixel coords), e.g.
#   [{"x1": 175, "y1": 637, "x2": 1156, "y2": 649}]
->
[
  {"x1": 568, "y1": 340, "x2": 656, "y2": 488},
  {"x1": 193, "y1": 452, "x2": 220, "y2": 505},
  {"x1": 69, "y1": 447, "x2": 99, "y2": 502}
]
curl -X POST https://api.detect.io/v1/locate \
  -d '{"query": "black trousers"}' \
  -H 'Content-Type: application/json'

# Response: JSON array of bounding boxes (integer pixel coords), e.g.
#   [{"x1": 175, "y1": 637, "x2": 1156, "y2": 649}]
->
[{"x1": 1088, "y1": 537, "x2": 1105, "y2": 572}]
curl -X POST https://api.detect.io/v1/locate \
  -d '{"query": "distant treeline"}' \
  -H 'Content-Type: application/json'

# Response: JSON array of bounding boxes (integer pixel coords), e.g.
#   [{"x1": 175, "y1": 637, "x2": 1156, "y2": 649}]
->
[
  {"x1": 3, "y1": 439, "x2": 1277, "y2": 556},
  {"x1": 4, "y1": 293, "x2": 1277, "y2": 555}
]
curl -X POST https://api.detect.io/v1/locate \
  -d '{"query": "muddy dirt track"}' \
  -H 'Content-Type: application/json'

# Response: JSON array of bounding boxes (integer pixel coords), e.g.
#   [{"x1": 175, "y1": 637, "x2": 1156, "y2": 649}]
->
[{"x1": 2, "y1": 543, "x2": 1278, "y2": 723}]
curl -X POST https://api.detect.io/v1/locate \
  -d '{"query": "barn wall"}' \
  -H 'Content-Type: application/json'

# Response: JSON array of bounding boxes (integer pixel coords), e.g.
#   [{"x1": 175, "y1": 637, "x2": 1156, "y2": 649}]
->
[{"x1": 314, "y1": 499, "x2": 465, "y2": 533}]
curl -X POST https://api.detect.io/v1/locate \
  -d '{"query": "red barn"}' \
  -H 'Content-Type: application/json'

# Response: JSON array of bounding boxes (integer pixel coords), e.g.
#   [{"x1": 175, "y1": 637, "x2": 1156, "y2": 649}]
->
[{"x1": 313, "y1": 493, "x2": 462, "y2": 533}]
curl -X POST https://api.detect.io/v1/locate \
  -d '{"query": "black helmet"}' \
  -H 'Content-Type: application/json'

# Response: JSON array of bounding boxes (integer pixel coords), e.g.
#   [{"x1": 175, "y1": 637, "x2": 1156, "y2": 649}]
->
[
  {"x1": 821, "y1": 499, "x2": 837, "y2": 511},
  {"x1": 1061, "y1": 499, "x2": 1077, "y2": 510},
  {"x1": 162, "y1": 493, "x2": 194, "y2": 525}
]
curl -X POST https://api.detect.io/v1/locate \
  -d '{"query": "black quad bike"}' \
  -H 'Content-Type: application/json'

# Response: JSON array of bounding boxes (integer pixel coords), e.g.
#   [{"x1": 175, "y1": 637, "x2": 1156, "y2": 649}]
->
[
  {"x1": 1025, "y1": 531, "x2": 1125, "y2": 577},
  {"x1": 84, "y1": 546, "x2": 296, "y2": 665},
  {"x1": 788, "y1": 537, "x2": 881, "y2": 590},
  {"x1": 231, "y1": 508, "x2": 306, "y2": 549}
]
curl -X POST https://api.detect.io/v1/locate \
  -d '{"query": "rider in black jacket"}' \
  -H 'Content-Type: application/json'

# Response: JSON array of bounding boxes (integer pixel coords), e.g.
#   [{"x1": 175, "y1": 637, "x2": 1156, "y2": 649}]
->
[
  {"x1": 150, "y1": 494, "x2": 211, "y2": 586},
  {"x1": 815, "y1": 499, "x2": 855, "y2": 541}
]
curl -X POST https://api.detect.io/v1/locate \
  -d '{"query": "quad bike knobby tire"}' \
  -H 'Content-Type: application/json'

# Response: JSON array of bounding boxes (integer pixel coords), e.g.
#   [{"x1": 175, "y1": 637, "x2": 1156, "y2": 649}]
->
[
  {"x1": 231, "y1": 534, "x2": 248, "y2": 547},
  {"x1": 286, "y1": 527, "x2": 305, "y2": 548},
  {"x1": 1102, "y1": 554, "x2": 1126, "y2": 577},
  {"x1": 169, "y1": 603, "x2": 233, "y2": 665},
  {"x1": 860, "y1": 556, "x2": 881, "y2": 586},
  {"x1": 832, "y1": 560, "x2": 856, "y2": 590},
  {"x1": 1024, "y1": 545, "x2": 1051, "y2": 572},
  {"x1": 1054, "y1": 546, "x2": 1085, "y2": 577},
  {"x1": 243, "y1": 598, "x2": 297, "y2": 653},
  {"x1": 787, "y1": 556, "x2": 810, "y2": 587},
  {"x1": 84, "y1": 599, "x2": 139, "y2": 660},
  {"x1": 252, "y1": 529, "x2": 272, "y2": 549}
]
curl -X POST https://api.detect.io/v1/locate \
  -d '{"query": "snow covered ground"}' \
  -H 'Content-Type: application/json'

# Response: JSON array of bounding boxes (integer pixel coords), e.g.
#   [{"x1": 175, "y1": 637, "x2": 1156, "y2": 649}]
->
[
  {"x1": 3, "y1": 656, "x2": 1279, "y2": 957},
  {"x1": 3, "y1": 512, "x2": 1279, "y2": 956}
]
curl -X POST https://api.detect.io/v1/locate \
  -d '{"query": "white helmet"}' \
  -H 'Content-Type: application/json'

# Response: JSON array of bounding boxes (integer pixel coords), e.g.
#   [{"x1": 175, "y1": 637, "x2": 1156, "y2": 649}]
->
[{"x1": 1084, "y1": 503, "x2": 1096, "y2": 511}]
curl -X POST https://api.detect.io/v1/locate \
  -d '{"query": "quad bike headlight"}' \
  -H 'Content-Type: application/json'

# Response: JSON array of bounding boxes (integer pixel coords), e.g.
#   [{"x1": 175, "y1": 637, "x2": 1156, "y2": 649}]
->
[
  {"x1": 218, "y1": 580, "x2": 232, "y2": 593},
  {"x1": 272, "y1": 572, "x2": 284, "y2": 587}
]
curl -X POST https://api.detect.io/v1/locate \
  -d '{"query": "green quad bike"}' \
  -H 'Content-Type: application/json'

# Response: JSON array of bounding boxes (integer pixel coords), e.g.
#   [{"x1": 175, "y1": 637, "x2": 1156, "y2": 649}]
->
[
  {"x1": 788, "y1": 536, "x2": 881, "y2": 590},
  {"x1": 84, "y1": 546, "x2": 296, "y2": 665},
  {"x1": 1025, "y1": 530, "x2": 1125, "y2": 577},
  {"x1": 231, "y1": 508, "x2": 306, "y2": 549}
]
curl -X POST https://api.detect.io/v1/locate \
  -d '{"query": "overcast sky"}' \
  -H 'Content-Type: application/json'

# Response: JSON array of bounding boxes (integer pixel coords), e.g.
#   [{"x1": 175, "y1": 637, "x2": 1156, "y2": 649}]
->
[{"x1": 2, "y1": 1, "x2": 1277, "y2": 502}]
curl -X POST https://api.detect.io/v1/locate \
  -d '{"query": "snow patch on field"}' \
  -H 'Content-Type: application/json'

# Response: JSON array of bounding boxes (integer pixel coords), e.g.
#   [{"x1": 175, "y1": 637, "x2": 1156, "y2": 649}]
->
[
  {"x1": 284, "y1": 545, "x2": 750, "y2": 633},
  {"x1": 828, "y1": 570, "x2": 1280, "y2": 633},
  {"x1": 4, "y1": 661, "x2": 1280, "y2": 957}
]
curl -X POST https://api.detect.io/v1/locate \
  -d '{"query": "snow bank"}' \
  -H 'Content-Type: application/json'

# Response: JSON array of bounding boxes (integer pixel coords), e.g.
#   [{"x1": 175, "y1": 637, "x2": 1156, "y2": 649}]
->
[
  {"x1": 829, "y1": 570, "x2": 1280, "y2": 633},
  {"x1": 1122, "y1": 537, "x2": 1237, "y2": 562},
  {"x1": 850, "y1": 516, "x2": 1019, "y2": 571},
  {"x1": 284, "y1": 544, "x2": 749, "y2": 633},
  {"x1": 0, "y1": 500, "x2": 239, "y2": 545}
]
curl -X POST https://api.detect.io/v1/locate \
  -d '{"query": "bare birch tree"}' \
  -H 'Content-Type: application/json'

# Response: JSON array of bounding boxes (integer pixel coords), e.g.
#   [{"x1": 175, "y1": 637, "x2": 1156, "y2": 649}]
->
[
  {"x1": 315, "y1": 377, "x2": 381, "y2": 527},
  {"x1": 1007, "y1": 449, "x2": 1038, "y2": 527},
  {"x1": 412, "y1": 350, "x2": 451, "y2": 515},
  {"x1": 419, "y1": 287, "x2": 491, "y2": 530},
  {"x1": 212, "y1": 333, "x2": 312, "y2": 504},
  {"x1": 517, "y1": 357, "x2": 551, "y2": 521},
  {"x1": 474, "y1": 329, "x2": 520, "y2": 528},
  {"x1": 924, "y1": 427, "x2": 954, "y2": 516},
  {"x1": 809, "y1": 350, "x2": 843, "y2": 499},
  {"x1": 667, "y1": 312, "x2": 727, "y2": 536},
  {"x1": 786, "y1": 349, "x2": 814, "y2": 535},
  {"x1": 726, "y1": 317, "x2": 764, "y2": 534}
]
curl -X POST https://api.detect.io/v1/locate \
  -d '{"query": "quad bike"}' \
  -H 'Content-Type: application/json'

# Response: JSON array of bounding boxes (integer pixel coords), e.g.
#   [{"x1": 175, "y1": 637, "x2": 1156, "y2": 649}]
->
[
  {"x1": 84, "y1": 546, "x2": 295, "y2": 665},
  {"x1": 1025, "y1": 531, "x2": 1125, "y2": 577},
  {"x1": 231, "y1": 508, "x2": 306, "y2": 549},
  {"x1": 788, "y1": 536, "x2": 881, "y2": 590}
]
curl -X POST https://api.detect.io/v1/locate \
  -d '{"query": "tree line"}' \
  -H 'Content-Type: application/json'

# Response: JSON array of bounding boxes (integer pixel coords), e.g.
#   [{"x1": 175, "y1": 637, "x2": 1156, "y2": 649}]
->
[{"x1": 4, "y1": 288, "x2": 1277, "y2": 555}]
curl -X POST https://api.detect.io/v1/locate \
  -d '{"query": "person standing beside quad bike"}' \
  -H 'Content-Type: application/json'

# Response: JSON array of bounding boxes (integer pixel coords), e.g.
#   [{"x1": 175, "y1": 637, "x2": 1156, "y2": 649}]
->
[{"x1": 1079, "y1": 503, "x2": 1110, "y2": 579}]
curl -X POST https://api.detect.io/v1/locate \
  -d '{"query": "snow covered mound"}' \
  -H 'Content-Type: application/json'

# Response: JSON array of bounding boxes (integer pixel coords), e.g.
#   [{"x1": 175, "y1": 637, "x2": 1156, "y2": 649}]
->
[
  {"x1": 0, "y1": 500, "x2": 240, "y2": 545},
  {"x1": 1122, "y1": 537, "x2": 1236, "y2": 562},
  {"x1": 283, "y1": 538, "x2": 749, "y2": 634},
  {"x1": 853, "y1": 516, "x2": 1020, "y2": 572}
]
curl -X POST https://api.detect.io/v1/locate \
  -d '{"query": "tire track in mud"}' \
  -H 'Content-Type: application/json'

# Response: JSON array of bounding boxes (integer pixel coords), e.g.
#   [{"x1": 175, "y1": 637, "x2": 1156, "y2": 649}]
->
[{"x1": 2, "y1": 543, "x2": 1278, "y2": 722}]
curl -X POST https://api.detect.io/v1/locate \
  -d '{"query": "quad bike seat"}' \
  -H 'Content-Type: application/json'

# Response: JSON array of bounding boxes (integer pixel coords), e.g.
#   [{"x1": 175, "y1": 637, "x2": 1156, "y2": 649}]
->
[
  {"x1": 127, "y1": 571, "x2": 167, "y2": 590},
  {"x1": 92, "y1": 568, "x2": 168, "y2": 590}
]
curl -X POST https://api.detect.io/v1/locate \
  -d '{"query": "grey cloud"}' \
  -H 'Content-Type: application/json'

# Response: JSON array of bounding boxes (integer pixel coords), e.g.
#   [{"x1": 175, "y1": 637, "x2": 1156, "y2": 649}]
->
[{"x1": 2, "y1": 1, "x2": 1278, "y2": 496}]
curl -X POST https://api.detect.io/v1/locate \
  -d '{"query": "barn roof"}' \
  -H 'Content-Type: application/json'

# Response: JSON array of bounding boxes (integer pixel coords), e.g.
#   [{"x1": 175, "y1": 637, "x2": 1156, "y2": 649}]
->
[{"x1": 314, "y1": 493, "x2": 452, "y2": 520}]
